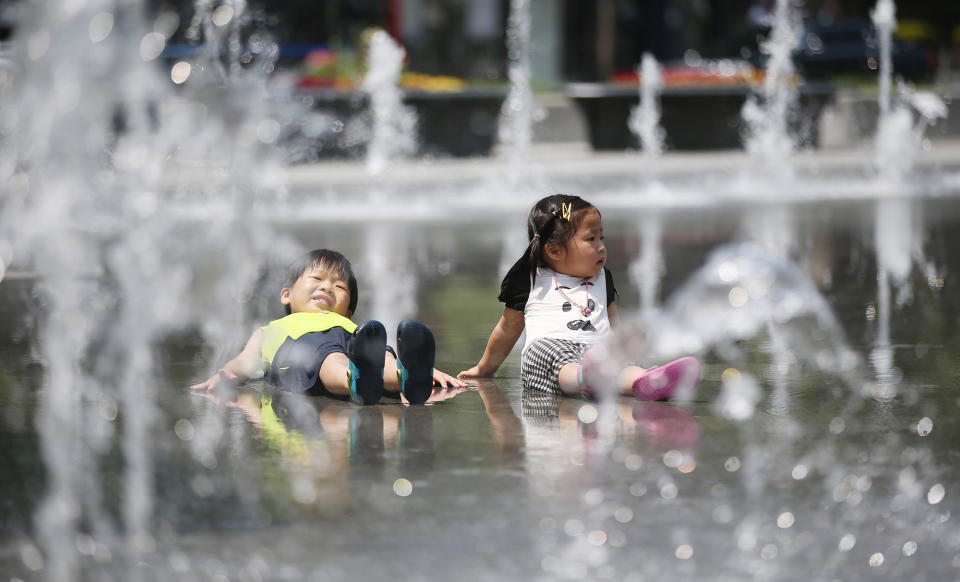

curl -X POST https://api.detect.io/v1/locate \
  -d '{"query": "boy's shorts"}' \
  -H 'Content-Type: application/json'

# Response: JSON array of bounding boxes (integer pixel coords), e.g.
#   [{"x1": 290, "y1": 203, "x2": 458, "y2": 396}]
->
[
  {"x1": 521, "y1": 337, "x2": 588, "y2": 395},
  {"x1": 267, "y1": 327, "x2": 352, "y2": 393}
]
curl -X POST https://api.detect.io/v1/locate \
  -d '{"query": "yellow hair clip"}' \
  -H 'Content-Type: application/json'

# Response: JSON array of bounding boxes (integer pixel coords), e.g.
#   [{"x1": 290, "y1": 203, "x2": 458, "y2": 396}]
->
[{"x1": 561, "y1": 202, "x2": 571, "y2": 221}]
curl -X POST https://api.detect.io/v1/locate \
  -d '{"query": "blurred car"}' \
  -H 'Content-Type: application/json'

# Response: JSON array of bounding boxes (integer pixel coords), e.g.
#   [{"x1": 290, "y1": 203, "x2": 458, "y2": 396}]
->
[{"x1": 793, "y1": 20, "x2": 936, "y2": 82}]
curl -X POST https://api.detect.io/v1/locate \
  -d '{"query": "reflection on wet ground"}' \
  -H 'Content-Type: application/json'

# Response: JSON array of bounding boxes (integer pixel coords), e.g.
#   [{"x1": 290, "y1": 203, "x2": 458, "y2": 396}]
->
[{"x1": 2, "y1": 196, "x2": 959, "y2": 580}]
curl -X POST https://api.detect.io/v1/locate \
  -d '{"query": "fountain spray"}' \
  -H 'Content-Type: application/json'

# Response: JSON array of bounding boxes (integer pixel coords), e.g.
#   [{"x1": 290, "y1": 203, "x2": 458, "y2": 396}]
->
[
  {"x1": 0, "y1": 2, "x2": 296, "y2": 579},
  {"x1": 869, "y1": 0, "x2": 946, "y2": 392},
  {"x1": 628, "y1": 53, "x2": 665, "y2": 163},
  {"x1": 499, "y1": 0, "x2": 545, "y2": 189},
  {"x1": 627, "y1": 53, "x2": 666, "y2": 319},
  {"x1": 362, "y1": 30, "x2": 416, "y2": 178},
  {"x1": 741, "y1": 0, "x2": 800, "y2": 179}
]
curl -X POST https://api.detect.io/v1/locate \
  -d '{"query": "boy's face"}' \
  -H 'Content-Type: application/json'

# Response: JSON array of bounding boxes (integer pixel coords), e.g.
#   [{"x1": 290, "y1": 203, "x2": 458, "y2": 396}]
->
[{"x1": 281, "y1": 264, "x2": 354, "y2": 317}]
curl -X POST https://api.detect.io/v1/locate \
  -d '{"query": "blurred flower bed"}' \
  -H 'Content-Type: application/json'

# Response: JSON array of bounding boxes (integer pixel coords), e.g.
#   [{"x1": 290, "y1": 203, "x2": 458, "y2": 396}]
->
[
  {"x1": 296, "y1": 48, "x2": 466, "y2": 93},
  {"x1": 610, "y1": 59, "x2": 764, "y2": 87}
]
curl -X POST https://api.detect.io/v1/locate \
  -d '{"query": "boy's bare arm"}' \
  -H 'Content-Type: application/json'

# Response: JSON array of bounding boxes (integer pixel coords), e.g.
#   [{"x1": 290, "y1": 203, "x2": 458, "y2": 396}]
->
[
  {"x1": 458, "y1": 307, "x2": 525, "y2": 378},
  {"x1": 190, "y1": 329, "x2": 265, "y2": 391}
]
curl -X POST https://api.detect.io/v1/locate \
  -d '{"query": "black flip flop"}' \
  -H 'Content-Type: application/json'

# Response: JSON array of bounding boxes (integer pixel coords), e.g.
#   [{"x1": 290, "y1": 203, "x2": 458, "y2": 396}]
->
[
  {"x1": 396, "y1": 320, "x2": 436, "y2": 405},
  {"x1": 347, "y1": 320, "x2": 386, "y2": 405}
]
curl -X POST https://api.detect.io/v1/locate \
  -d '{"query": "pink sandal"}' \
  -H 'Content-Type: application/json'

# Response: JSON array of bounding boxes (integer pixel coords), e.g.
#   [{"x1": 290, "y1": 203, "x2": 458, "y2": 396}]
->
[{"x1": 632, "y1": 357, "x2": 701, "y2": 401}]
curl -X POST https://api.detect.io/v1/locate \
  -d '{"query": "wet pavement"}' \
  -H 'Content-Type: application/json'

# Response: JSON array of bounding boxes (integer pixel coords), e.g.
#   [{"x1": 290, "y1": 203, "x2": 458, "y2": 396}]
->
[{"x1": 2, "y1": 186, "x2": 960, "y2": 581}]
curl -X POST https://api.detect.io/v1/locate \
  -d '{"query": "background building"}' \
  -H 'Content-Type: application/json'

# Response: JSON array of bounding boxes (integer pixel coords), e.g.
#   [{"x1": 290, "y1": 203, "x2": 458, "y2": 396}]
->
[{"x1": 143, "y1": 0, "x2": 960, "y2": 85}]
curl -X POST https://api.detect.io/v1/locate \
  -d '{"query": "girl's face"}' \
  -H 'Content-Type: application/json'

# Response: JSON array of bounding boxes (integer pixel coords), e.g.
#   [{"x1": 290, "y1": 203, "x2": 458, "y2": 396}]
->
[
  {"x1": 281, "y1": 264, "x2": 354, "y2": 317},
  {"x1": 547, "y1": 208, "x2": 606, "y2": 279}
]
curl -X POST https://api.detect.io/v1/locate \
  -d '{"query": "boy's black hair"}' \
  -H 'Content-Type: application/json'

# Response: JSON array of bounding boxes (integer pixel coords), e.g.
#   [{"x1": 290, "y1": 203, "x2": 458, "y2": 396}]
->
[
  {"x1": 282, "y1": 249, "x2": 358, "y2": 315},
  {"x1": 500, "y1": 194, "x2": 597, "y2": 293}
]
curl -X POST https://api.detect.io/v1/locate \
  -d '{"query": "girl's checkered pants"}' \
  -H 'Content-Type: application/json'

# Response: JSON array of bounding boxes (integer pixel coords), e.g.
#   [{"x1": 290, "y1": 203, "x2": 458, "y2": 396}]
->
[{"x1": 521, "y1": 337, "x2": 588, "y2": 395}]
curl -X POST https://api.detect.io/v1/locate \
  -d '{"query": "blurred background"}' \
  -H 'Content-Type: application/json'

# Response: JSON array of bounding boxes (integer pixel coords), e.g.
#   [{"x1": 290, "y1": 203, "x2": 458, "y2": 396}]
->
[
  {"x1": 3, "y1": 0, "x2": 957, "y2": 155},
  {"x1": 124, "y1": 0, "x2": 959, "y2": 87},
  {"x1": 1, "y1": 3, "x2": 959, "y2": 580},
  {"x1": 131, "y1": 0, "x2": 960, "y2": 154}
]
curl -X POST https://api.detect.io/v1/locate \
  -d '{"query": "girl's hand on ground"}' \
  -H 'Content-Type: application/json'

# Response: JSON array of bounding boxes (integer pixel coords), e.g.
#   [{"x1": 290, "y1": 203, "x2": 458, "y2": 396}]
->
[
  {"x1": 457, "y1": 365, "x2": 483, "y2": 379},
  {"x1": 432, "y1": 368, "x2": 468, "y2": 389}
]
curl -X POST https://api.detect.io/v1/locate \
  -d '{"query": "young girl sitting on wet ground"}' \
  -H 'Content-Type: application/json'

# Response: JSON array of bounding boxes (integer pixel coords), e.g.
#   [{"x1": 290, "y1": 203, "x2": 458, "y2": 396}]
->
[
  {"x1": 459, "y1": 194, "x2": 700, "y2": 400},
  {"x1": 192, "y1": 249, "x2": 465, "y2": 404}
]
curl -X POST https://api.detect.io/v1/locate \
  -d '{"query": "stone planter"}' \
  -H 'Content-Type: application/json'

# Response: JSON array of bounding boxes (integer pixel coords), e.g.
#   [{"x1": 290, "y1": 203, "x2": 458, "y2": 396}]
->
[
  {"x1": 296, "y1": 88, "x2": 507, "y2": 158},
  {"x1": 566, "y1": 82, "x2": 835, "y2": 151}
]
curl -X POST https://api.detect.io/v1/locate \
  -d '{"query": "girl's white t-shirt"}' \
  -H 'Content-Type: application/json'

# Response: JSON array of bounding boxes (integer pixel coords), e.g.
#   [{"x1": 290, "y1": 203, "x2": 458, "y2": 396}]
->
[{"x1": 521, "y1": 267, "x2": 613, "y2": 355}]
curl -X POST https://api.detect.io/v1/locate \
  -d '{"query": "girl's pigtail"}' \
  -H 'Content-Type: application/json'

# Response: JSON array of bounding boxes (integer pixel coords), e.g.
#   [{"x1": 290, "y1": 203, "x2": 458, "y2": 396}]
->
[
  {"x1": 526, "y1": 233, "x2": 543, "y2": 281},
  {"x1": 499, "y1": 236, "x2": 538, "y2": 298}
]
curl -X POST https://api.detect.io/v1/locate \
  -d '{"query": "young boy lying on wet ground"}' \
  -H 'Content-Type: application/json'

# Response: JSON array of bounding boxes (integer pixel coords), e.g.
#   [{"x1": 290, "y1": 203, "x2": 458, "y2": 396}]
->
[{"x1": 191, "y1": 249, "x2": 466, "y2": 404}]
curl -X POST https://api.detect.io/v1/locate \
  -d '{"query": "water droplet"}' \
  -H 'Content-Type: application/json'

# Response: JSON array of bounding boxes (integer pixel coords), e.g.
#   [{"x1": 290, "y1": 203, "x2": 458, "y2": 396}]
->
[
  {"x1": 577, "y1": 404, "x2": 598, "y2": 424},
  {"x1": 829, "y1": 416, "x2": 846, "y2": 434},
  {"x1": 583, "y1": 488, "x2": 604, "y2": 506},
  {"x1": 614, "y1": 507, "x2": 634, "y2": 523},
  {"x1": 660, "y1": 482, "x2": 678, "y2": 500},
  {"x1": 838, "y1": 534, "x2": 856, "y2": 552},
  {"x1": 89, "y1": 13, "x2": 114, "y2": 43},
  {"x1": 663, "y1": 449, "x2": 683, "y2": 468},
  {"x1": 99, "y1": 398, "x2": 118, "y2": 421},
  {"x1": 624, "y1": 454, "x2": 643, "y2": 471},
  {"x1": 675, "y1": 544, "x2": 693, "y2": 560},
  {"x1": 792, "y1": 464, "x2": 808, "y2": 480},
  {"x1": 20, "y1": 543, "x2": 44, "y2": 571},
  {"x1": 776, "y1": 512, "x2": 795, "y2": 529},
  {"x1": 168, "y1": 550, "x2": 191, "y2": 573},
  {"x1": 715, "y1": 373, "x2": 760, "y2": 420},
  {"x1": 256, "y1": 119, "x2": 281, "y2": 144},
  {"x1": 728, "y1": 286, "x2": 749, "y2": 307},
  {"x1": 154, "y1": 11, "x2": 180, "y2": 37},
  {"x1": 191, "y1": 474, "x2": 215, "y2": 497},
  {"x1": 760, "y1": 543, "x2": 779, "y2": 560},
  {"x1": 174, "y1": 418, "x2": 195, "y2": 441},
  {"x1": 139, "y1": 32, "x2": 166, "y2": 62},
  {"x1": 869, "y1": 552, "x2": 884, "y2": 567},
  {"x1": 75, "y1": 534, "x2": 96, "y2": 555},
  {"x1": 721, "y1": 368, "x2": 741, "y2": 383},
  {"x1": 712, "y1": 504, "x2": 733, "y2": 524},
  {"x1": 171, "y1": 61, "x2": 192, "y2": 84},
  {"x1": 916, "y1": 417, "x2": 933, "y2": 436},
  {"x1": 724, "y1": 456, "x2": 741, "y2": 472},
  {"x1": 927, "y1": 483, "x2": 945, "y2": 505},
  {"x1": 212, "y1": 5, "x2": 235, "y2": 26},
  {"x1": 291, "y1": 476, "x2": 316, "y2": 504},
  {"x1": 717, "y1": 261, "x2": 739, "y2": 282},
  {"x1": 902, "y1": 540, "x2": 917, "y2": 557},
  {"x1": 393, "y1": 478, "x2": 413, "y2": 497},
  {"x1": 587, "y1": 530, "x2": 607, "y2": 546},
  {"x1": 563, "y1": 518, "x2": 584, "y2": 537}
]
